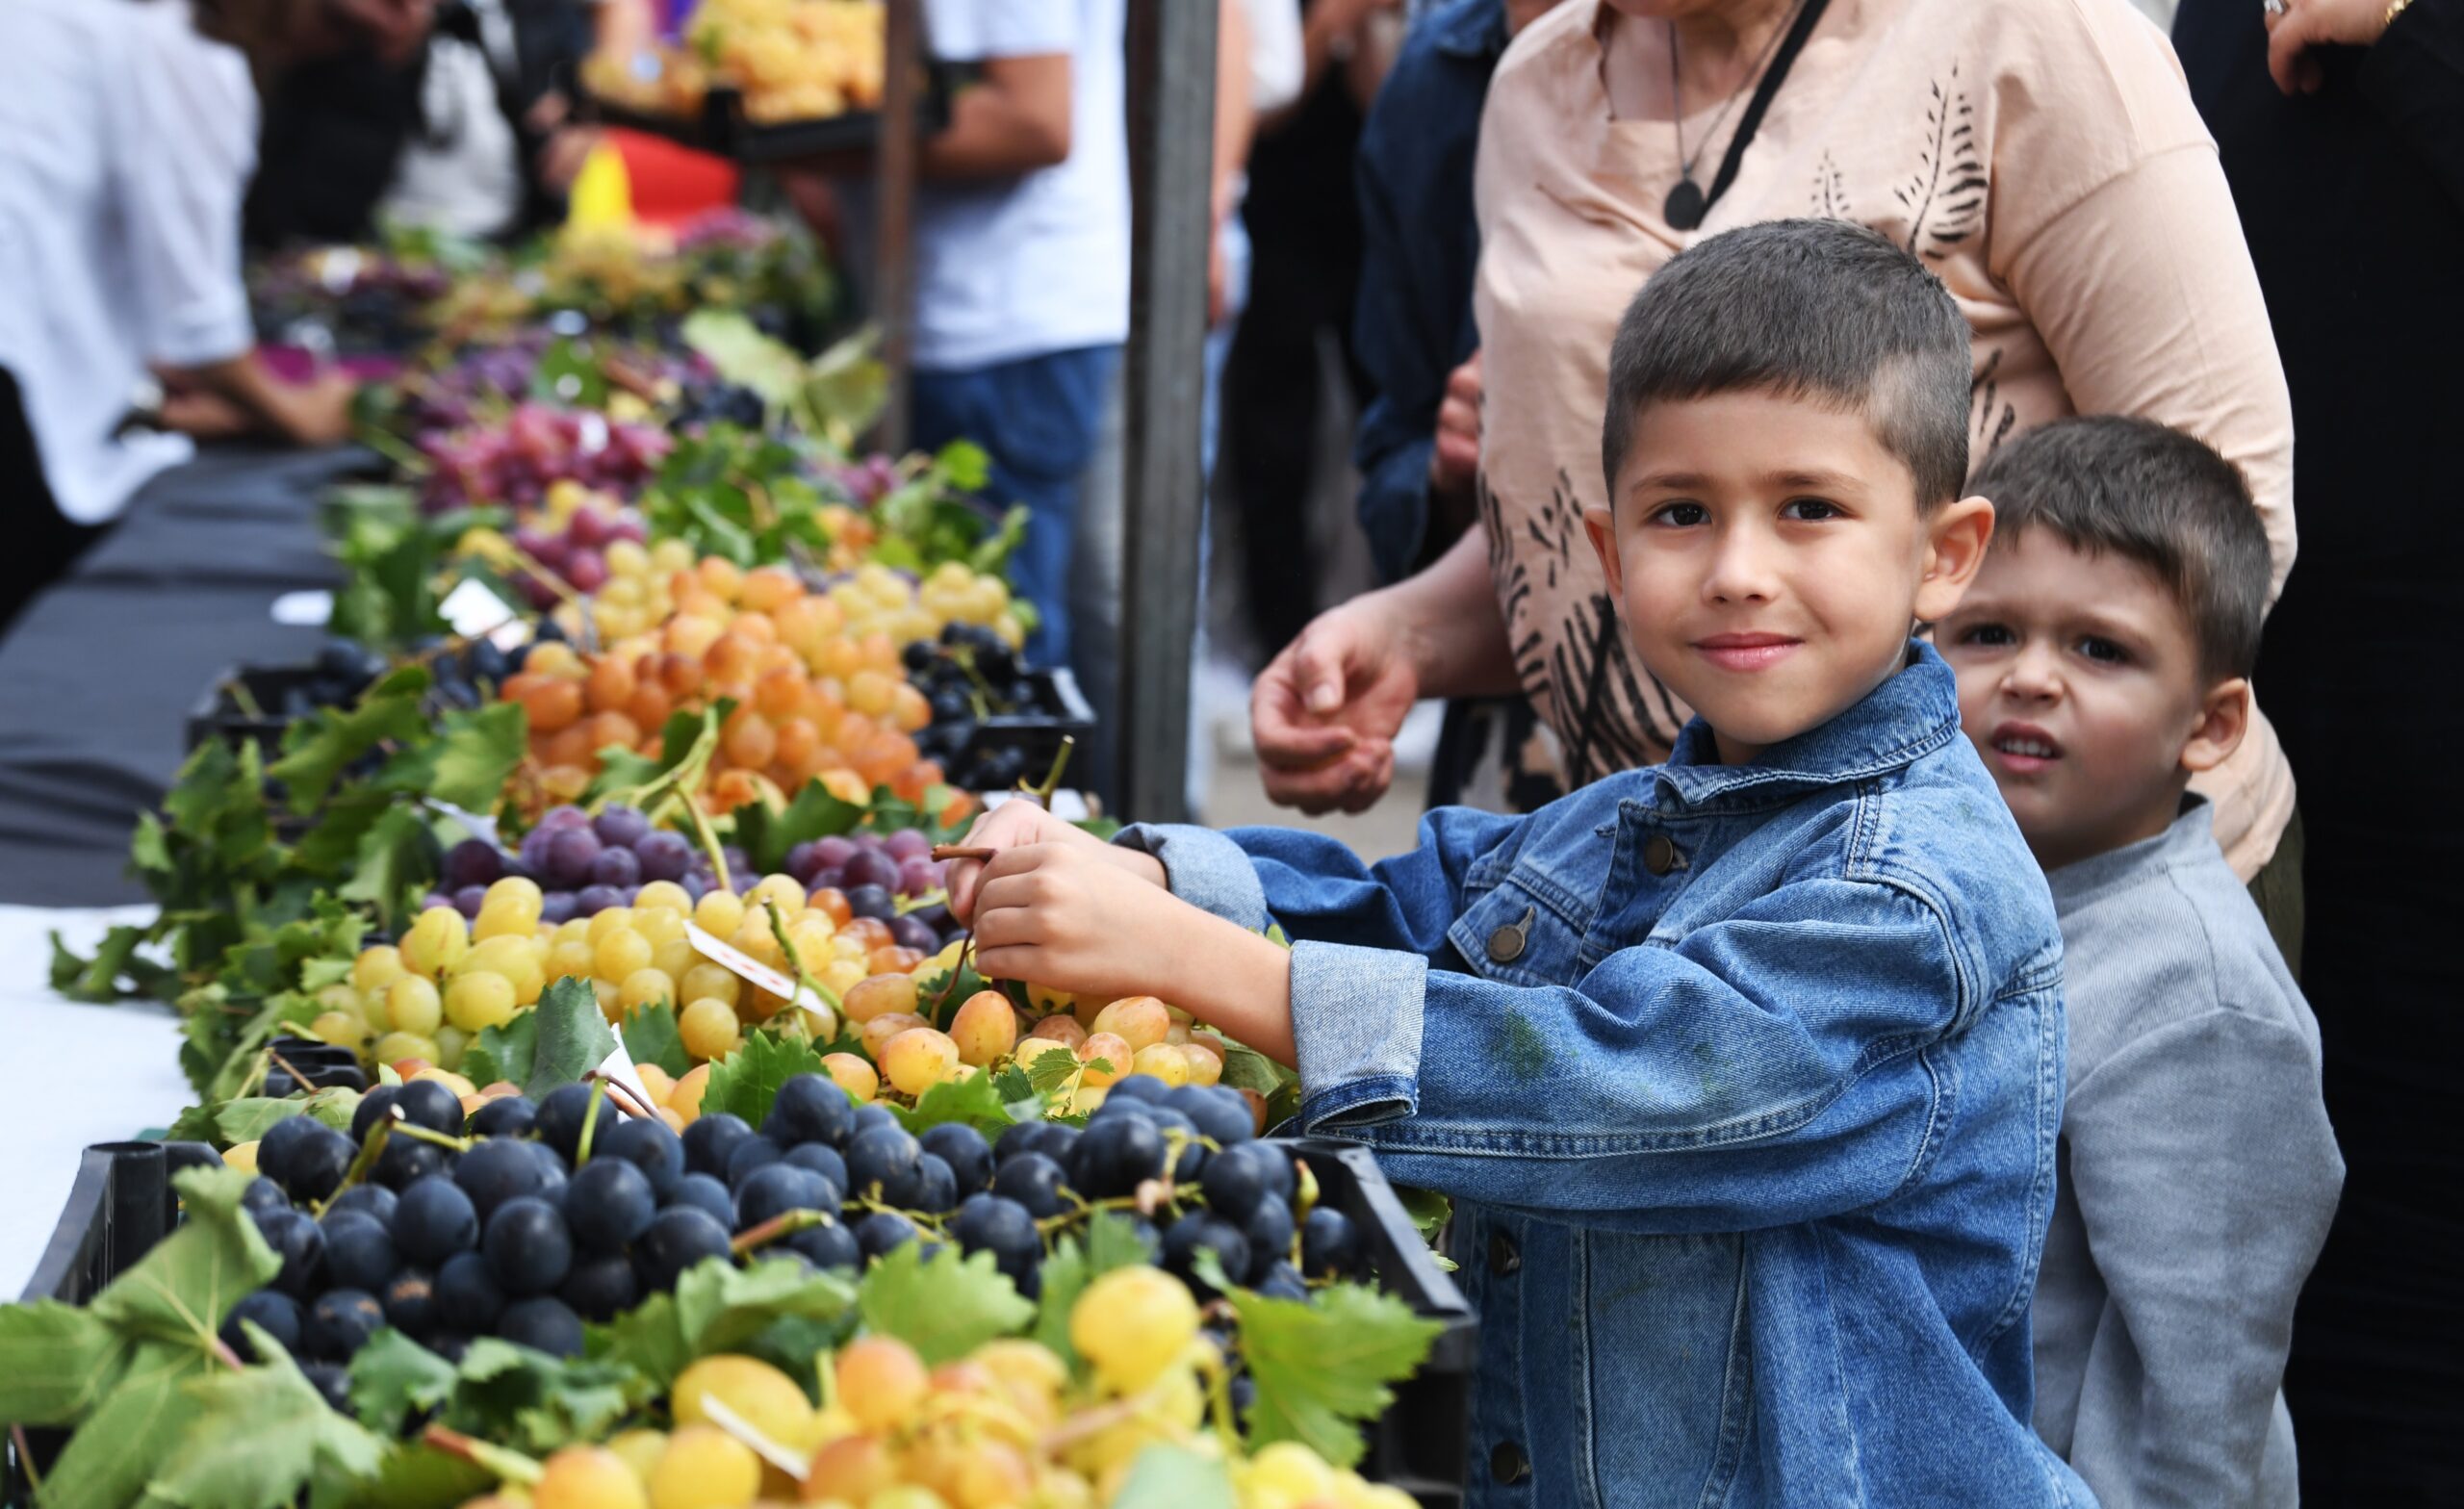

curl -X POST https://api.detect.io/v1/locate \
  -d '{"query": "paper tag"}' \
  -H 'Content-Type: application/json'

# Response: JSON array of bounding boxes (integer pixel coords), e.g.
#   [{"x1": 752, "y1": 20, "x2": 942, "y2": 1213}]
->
[
  {"x1": 980, "y1": 788, "x2": 1093, "y2": 822},
  {"x1": 687, "y1": 921, "x2": 834, "y2": 1021},
  {"x1": 438, "y1": 578, "x2": 528, "y2": 650},
  {"x1": 270, "y1": 589, "x2": 334, "y2": 627},
  {"x1": 595, "y1": 1036, "x2": 658, "y2": 1117},
  {"x1": 424, "y1": 799, "x2": 499, "y2": 846}
]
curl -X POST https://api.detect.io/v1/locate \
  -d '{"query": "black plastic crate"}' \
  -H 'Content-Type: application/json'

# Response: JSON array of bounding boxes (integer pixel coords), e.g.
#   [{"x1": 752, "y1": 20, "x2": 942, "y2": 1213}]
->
[
  {"x1": 1282, "y1": 1139, "x2": 1476, "y2": 1508},
  {"x1": 581, "y1": 66, "x2": 953, "y2": 165},
  {"x1": 185, "y1": 663, "x2": 325, "y2": 756},
  {"x1": 947, "y1": 666, "x2": 1097, "y2": 790}
]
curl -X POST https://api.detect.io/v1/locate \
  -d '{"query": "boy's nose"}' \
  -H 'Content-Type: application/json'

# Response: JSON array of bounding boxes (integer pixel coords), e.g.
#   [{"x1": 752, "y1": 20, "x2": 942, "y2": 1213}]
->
[
  {"x1": 1700, "y1": 528, "x2": 1781, "y2": 602},
  {"x1": 2001, "y1": 644, "x2": 2063, "y2": 701}
]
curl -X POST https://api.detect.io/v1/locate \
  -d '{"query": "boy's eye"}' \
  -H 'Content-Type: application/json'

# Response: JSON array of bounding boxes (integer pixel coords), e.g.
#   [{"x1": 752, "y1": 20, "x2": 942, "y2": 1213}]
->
[
  {"x1": 1954, "y1": 623, "x2": 2015, "y2": 647},
  {"x1": 1650, "y1": 500, "x2": 1709, "y2": 526},
  {"x1": 1781, "y1": 498, "x2": 1842, "y2": 521},
  {"x1": 2077, "y1": 636, "x2": 2130, "y2": 665}
]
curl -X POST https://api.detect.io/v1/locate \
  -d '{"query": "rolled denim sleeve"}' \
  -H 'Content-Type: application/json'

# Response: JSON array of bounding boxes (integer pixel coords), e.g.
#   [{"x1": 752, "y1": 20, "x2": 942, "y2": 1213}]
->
[
  {"x1": 1321, "y1": 876, "x2": 1970, "y2": 1232},
  {"x1": 1116, "y1": 808, "x2": 1526, "y2": 1106}
]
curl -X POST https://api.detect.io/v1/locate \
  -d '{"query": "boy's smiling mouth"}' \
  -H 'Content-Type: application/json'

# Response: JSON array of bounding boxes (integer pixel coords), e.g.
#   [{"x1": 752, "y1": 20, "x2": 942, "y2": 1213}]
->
[
  {"x1": 1989, "y1": 720, "x2": 2063, "y2": 772},
  {"x1": 1693, "y1": 631, "x2": 1804, "y2": 672}
]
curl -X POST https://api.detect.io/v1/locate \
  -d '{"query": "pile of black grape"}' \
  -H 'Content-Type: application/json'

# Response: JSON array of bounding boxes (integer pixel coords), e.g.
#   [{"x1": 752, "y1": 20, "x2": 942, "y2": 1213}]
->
[
  {"x1": 684, "y1": 1069, "x2": 1363, "y2": 1303},
  {"x1": 229, "y1": 636, "x2": 525, "y2": 726},
  {"x1": 220, "y1": 1072, "x2": 1364, "y2": 1414},
  {"x1": 903, "y1": 625, "x2": 1049, "y2": 791},
  {"x1": 222, "y1": 1082, "x2": 739, "y2": 1410}
]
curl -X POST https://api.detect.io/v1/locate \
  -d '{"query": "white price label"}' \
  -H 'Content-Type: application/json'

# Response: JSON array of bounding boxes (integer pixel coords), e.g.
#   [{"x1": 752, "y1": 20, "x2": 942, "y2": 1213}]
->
[
  {"x1": 687, "y1": 921, "x2": 834, "y2": 1022},
  {"x1": 438, "y1": 578, "x2": 529, "y2": 650},
  {"x1": 594, "y1": 1036, "x2": 659, "y2": 1117},
  {"x1": 270, "y1": 589, "x2": 334, "y2": 627},
  {"x1": 979, "y1": 788, "x2": 1093, "y2": 822}
]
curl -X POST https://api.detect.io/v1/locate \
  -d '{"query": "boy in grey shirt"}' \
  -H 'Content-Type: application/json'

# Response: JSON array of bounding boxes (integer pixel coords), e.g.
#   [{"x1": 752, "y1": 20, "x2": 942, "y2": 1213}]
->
[{"x1": 1939, "y1": 417, "x2": 2344, "y2": 1508}]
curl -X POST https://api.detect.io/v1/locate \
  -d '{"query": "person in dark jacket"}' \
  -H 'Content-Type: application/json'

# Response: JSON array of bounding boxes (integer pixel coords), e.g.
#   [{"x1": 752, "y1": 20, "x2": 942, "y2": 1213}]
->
[{"x1": 2172, "y1": 0, "x2": 2464, "y2": 1497}]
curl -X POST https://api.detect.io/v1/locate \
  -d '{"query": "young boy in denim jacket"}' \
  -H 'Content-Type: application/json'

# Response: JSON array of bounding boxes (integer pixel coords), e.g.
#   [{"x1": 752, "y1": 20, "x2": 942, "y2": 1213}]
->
[
  {"x1": 949, "y1": 219, "x2": 2090, "y2": 1505},
  {"x1": 1938, "y1": 417, "x2": 2343, "y2": 1508}
]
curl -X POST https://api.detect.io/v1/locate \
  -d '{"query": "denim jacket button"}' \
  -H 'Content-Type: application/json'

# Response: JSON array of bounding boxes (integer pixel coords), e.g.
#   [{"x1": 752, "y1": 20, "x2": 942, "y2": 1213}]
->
[
  {"x1": 1644, "y1": 832, "x2": 1684, "y2": 876},
  {"x1": 1486, "y1": 906, "x2": 1534, "y2": 963},
  {"x1": 1488, "y1": 1230, "x2": 1521, "y2": 1276},
  {"x1": 1490, "y1": 1441, "x2": 1531, "y2": 1484}
]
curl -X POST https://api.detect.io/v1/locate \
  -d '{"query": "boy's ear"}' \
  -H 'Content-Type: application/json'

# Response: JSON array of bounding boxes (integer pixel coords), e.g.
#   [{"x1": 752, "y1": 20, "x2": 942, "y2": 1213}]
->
[
  {"x1": 1912, "y1": 495, "x2": 1994, "y2": 624},
  {"x1": 1583, "y1": 505, "x2": 1625, "y2": 599},
  {"x1": 2180, "y1": 676, "x2": 2250, "y2": 775}
]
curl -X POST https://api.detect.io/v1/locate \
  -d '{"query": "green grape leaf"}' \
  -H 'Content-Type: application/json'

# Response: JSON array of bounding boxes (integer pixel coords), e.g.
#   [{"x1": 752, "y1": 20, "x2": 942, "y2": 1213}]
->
[
  {"x1": 1230, "y1": 1281, "x2": 1445, "y2": 1469},
  {"x1": 337, "y1": 805, "x2": 435, "y2": 932},
  {"x1": 680, "y1": 310, "x2": 807, "y2": 408},
  {"x1": 522, "y1": 977, "x2": 618, "y2": 1099},
  {"x1": 1026, "y1": 1050, "x2": 1094, "y2": 1097},
  {"x1": 421, "y1": 703, "x2": 528, "y2": 812},
  {"x1": 700, "y1": 1031, "x2": 826, "y2": 1129},
  {"x1": 180, "y1": 1086, "x2": 363, "y2": 1149},
  {"x1": 590, "y1": 1292, "x2": 690, "y2": 1387},
  {"x1": 1110, "y1": 1445, "x2": 1239, "y2": 1509},
  {"x1": 267, "y1": 669, "x2": 433, "y2": 814},
  {"x1": 1216, "y1": 1040, "x2": 1295, "y2": 1098},
  {"x1": 50, "y1": 922, "x2": 168, "y2": 1002},
  {"x1": 915, "y1": 954, "x2": 990, "y2": 1033},
  {"x1": 673, "y1": 1256, "x2": 857, "y2": 1363},
  {"x1": 727, "y1": 778, "x2": 863, "y2": 875},
  {"x1": 1393, "y1": 1185, "x2": 1451, "y2": 1242},
  {"x1": 458, "y1": 1009, "x2": 536, "y2": 1091},
  {"x1": 933, "y1": 439, "x2": 990, "y2": 492},
  {"x1": 317, "y1": 1442, "x2": 489, "y2": 1509},
  {"x1": 621, "y1": 1001, "x2": 691, "y2": 1079},
  {"x1": 90, "y1": 1167, "x2": 282, "y2": 1351},
  {"x1": 1030, "y1": 1213, "x2": 1154, "y2": 1367},
  {"x1": 147, "y1": 1350, "x2": 387, "y2": 1509},
  {"x1": 884, "y1": 1070, "x2": 1025, "y2": 1141},
  {"x1": 990, "y1": 1064, "x2": 1036, "y2": 1105},
  {"x1": 348, "y1": 1329, "x2": 458, "y2": 1434},
  {"x1": 441, "y1": 1339, "x2": 647, "y2": 1457},
  {"x1": 855, "y1": 1241, "x2": 1034, "y2": 1366},
  {"x1": 37, "y1": 1341, "x2": 204, "y2": 1509},
  {"x1": 0, "y1": 1299, "x2": 123, "y2": 1423}
]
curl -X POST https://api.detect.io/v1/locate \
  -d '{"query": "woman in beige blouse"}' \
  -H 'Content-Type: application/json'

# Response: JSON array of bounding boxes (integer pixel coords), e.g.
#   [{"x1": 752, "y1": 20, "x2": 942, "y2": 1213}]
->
[{"x1": 1252, "y1": 0, "x2": 2297, "y2": 882}]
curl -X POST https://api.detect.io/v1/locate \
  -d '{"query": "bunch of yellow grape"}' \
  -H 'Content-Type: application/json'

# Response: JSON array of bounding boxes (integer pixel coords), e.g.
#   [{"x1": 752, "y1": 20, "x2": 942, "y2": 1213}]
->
[
  {"x1": 455, "y1": 1282, "x2": 1412, "y2": 1509},
  {"x1": 683, "y1": 0, "x2": 886, "y2": 125},
  {"x1": 314, "y1": 875, "x2": 944, "y2": 1079}
]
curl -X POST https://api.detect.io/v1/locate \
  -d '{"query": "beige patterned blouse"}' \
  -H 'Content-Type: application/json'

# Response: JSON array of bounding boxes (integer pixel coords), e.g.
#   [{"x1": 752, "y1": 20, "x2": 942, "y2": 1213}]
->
[{"x1": 1472, "y1": 0, "x2": 2296, "y2": 878}]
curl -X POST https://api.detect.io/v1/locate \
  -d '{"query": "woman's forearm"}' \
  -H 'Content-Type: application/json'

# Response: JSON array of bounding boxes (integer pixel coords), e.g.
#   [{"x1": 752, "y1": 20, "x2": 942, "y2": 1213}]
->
[{"x1": 1383, "y1": 522, "x2": 1521, "y2": 700}]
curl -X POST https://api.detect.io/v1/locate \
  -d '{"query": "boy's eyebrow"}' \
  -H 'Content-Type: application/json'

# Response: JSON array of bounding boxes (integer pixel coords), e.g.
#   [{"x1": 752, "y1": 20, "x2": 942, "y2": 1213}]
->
[{"x1": 1625, "y1": 467, "x2": 1866, "y2": 494}]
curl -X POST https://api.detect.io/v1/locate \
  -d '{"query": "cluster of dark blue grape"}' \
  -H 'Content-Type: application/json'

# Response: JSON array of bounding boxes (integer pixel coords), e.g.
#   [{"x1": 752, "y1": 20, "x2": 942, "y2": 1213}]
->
[
  {"x1": 685, "y1": 1069, "x2": 1364, "y2": 1304},
  {"x1": 219, "y1": 1082, "x2": 740, "y2": 1411},
  {"x1": 902, "y1": 626, "x2": 1046, "y2": 792}
]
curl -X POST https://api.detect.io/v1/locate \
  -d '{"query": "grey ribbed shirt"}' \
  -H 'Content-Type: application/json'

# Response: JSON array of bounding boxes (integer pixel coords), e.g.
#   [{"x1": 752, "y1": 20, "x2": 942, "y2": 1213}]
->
[{"x1": 2031, "y1": 798, "x2": 2343, "y2": 1507}]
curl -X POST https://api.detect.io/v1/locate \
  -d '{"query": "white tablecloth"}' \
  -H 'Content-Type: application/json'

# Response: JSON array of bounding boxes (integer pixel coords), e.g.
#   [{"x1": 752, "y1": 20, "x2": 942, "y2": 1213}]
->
[{"x1": 0, "y1": 904, "x2": 192, "y2": 1298}]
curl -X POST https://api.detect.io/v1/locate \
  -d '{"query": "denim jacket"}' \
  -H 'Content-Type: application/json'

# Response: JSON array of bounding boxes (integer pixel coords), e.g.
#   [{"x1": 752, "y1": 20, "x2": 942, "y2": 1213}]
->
[{"x1": 1120, "y1": 647, "x2": 2092, "y2": 1506}]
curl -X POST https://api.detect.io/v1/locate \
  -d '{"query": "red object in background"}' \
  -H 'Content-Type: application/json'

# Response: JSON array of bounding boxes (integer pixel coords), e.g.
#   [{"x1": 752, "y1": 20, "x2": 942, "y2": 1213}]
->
[{"x1": 603, "y1": 127, "x2": 740, "y2": 229}]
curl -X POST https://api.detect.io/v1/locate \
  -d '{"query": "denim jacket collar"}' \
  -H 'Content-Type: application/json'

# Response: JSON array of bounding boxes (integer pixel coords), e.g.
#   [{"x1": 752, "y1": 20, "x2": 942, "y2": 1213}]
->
[
  {"x1": 1424, "y1": 0, "x2": 1509, "y2": 61},
  {"x1": 1648, "y1": 643, "x2": 1963, "y2": 811}
]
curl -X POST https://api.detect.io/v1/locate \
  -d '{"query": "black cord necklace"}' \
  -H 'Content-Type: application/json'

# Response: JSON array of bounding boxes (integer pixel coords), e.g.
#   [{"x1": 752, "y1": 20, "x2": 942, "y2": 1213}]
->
[{"x1": 1664, "y1": 0, "x2": 1810, "y2": 230}]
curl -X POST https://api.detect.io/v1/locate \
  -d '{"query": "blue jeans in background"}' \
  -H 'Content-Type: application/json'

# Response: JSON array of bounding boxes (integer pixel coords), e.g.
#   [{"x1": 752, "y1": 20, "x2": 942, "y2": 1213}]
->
[{"x1": 911, "y1": 344, "x2": 1120, "y2": 670}]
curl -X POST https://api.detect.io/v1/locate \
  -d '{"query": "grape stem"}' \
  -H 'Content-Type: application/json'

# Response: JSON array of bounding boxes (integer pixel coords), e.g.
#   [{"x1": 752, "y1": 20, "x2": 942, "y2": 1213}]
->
[
  {"x1": 729, "y1": 1207, "x2": 834, "y2": 1256},
  {"x1": 320, "y1": 1113, "x2": 398, "y2": 1214},
  {"x1": 392, "y1": 1123, "x2": 476, "y2": 1155},
  {"x1": 574, "y1": 1081, "x2": 608, "y2": 1165},
  {"x1": 421, "y1": 1425, "x2": 544, "y2": 1487},
  {"x1": 10, "y1": 1424, "x2": 41, "y2": 1496},
  {"x1": 761, "y1": 897, "x2": 843, "y2": 1013},
  {"x1": 263, "y1": 1044, "x2": 318, "y2": 1097},
  {"x1": 1027, "y1": 737, "x2": 1074, "y2": 805},
  {"x1": 584, "y1": 1069, "x2": 659, "y2": 1122},
  {"x1": 1032, "y1": 1184, "x2": 1200, "y2": 1238}
]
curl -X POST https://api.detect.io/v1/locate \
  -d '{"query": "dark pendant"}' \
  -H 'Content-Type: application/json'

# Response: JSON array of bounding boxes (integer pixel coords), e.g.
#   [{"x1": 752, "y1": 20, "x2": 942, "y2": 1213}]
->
[{"x1": 1664, "y1": 176, "x2": 1707, "y2": 230}]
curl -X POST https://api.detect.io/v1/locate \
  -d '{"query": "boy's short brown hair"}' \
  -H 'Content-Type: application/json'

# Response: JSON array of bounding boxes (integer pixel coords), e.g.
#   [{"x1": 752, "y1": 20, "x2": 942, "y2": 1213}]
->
[
  {"x1": 1970, "y1": 416, "x2": 2269, "y2": 680},
  {"x1": 1601, "y1": 218, "x2": 1973, "y2": 509}
]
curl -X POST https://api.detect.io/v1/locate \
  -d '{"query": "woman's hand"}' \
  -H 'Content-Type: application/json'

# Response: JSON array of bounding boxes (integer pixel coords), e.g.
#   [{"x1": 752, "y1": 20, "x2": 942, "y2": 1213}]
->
[
  {"x1": 1428, "y1": 350, "x2": 1482, "y2": 506},
  {"x1": 2266, "y1": 0, "x2": 2404, "y2": 95},
  {"x1": 1248, "y1": 599, "x2": 1422, "y2": 814}
]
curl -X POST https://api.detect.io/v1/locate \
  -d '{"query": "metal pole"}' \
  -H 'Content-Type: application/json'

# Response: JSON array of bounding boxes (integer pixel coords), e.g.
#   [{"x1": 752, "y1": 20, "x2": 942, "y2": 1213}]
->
[
  {"x1": 872, "y1": 0, "x2": 921, "y2": 454},
  {"x1": 1116, "y1": 0, "x2": 1217, "y2": 823}
]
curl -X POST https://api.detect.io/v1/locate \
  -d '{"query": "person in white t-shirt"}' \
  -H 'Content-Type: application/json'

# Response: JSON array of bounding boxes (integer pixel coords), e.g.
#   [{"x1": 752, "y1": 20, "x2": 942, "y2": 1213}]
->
[
  {"x1": 868, "y1": 0, "x2": 1131, "y2": 672},
  {"x1": 0, "y1": 0, "x2": 404, "y2": 629}
]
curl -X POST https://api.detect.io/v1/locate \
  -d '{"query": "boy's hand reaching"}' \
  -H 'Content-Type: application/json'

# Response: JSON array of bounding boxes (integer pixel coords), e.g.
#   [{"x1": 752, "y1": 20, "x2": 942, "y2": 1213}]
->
[
  {"x1": 943, "y1": 801, "x2": 1161, "y2": 925},
  {"x1": 961, "y1": 840, "x2": 1299, "y2": 1067}
]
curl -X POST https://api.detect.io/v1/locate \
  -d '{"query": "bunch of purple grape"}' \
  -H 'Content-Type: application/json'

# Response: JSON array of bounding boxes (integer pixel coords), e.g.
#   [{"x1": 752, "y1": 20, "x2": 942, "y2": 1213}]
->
[
  {"x1": 418, "y1": 402, "x2": 670, "y2": 514},
  {"x1": 422, "y1": 810, "x2": 965, "y2": 948},
  {"x1": 787, "y1": 830, "x2": 960, "y2": 951},
  {"x1": 422, "y1": 806, "x2": 737, "y2": 924},
  {"x1": 827, "y1": 454, "x2": 902, "y2": 507},
  {"x1": 506, "y1": 502, "x2": 647, "y2": 606}
]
